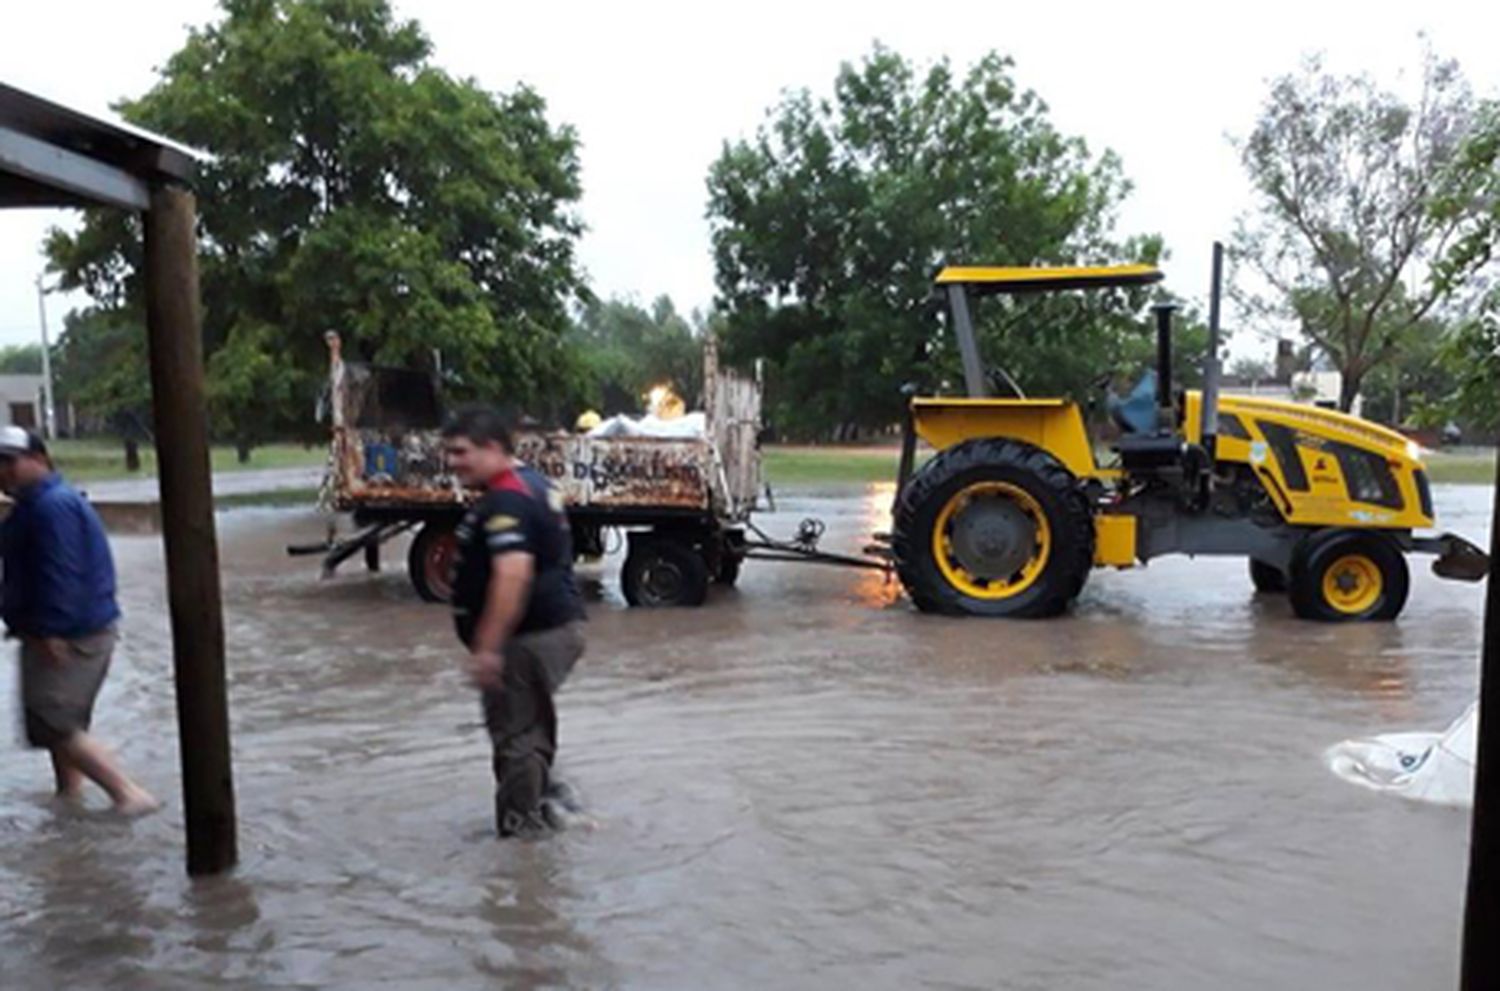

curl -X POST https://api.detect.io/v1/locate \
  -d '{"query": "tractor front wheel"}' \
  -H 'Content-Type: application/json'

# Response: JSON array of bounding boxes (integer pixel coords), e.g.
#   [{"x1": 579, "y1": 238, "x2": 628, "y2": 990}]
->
[
  {"x1": 892, "y1": 438, "x2": 1094, "y2": 618},
  {"x1": 1288, "y1": 529, "x2": 1409, "y2": 622}
]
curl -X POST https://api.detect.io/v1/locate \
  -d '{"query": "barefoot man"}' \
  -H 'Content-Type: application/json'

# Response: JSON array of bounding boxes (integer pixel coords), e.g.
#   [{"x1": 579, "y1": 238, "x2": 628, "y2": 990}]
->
[
  {"x1": 442, "y1": 407, "x2": 586, "y2": 837},
  {"x1": 0, "y1": 426, "x2": 157, "y2": 814}
]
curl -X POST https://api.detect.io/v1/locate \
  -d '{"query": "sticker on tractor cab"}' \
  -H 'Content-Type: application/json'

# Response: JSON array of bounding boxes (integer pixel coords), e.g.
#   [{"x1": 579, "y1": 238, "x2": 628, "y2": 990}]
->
[
  {"x1": 1350, "y1": 509, "x2": 1394, "y2": 524},
  {"x1": 1312, "y1": 456, "x2": 1339, "y2": 486},
  {"x1": 1249, "y1": 441, "x2": 1269, "y2": 466}
]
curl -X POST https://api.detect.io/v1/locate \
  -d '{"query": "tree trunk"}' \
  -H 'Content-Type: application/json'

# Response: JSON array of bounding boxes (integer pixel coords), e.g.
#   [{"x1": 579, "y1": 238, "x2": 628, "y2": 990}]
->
[
  {"x1": 1339, "y1": 369, "x2": 1362, "y2": 413},
  {"x1": 235, "y1": 439, "x2": 252, "y2": 464},
  {"x1": 124, "y1": 438, "x2": 141, "y2": 473}
]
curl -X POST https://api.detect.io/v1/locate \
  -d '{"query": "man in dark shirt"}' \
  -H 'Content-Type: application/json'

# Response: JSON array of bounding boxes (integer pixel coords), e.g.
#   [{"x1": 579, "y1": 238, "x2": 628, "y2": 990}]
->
[
  {"x1": 441, "y1": 406, "x2": 585, "y2": 837},
  {"x1": 0, "y1": 426, "x2": 157, "y2": 815}
]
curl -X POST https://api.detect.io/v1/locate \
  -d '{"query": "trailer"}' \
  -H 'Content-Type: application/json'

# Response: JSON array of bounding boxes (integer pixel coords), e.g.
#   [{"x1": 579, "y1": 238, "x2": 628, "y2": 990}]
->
[{"x1": 290, "y1": 332, "x2": 862, "y2": 606}]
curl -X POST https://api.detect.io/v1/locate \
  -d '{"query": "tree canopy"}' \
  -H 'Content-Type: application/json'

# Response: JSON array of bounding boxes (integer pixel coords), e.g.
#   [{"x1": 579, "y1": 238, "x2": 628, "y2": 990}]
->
[
  {"x1": 45, "y1": 0, "x2": 586, "y2": 453},
  {"x1": 706, "y1": 45, "x2": 1167, "y2": 439},
  {"x1": 0, "y1": 344, "x2": 43, "y2": 375},
  {"x1": 568, "y1": 296, "x2": 702, "y2": 416},
  {"x1": 1231, "y1": 52, "x2": 1480, "y2": 412},
  {"x1": 1407, "y1": 98, "x2": 1500, "y2": 434}
]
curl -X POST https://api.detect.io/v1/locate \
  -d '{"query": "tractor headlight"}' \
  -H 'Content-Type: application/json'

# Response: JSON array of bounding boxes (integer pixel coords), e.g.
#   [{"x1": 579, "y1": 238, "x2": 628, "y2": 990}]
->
[{"x1": 1406, "y1": 440, "x2": 1423, "y2": 462}]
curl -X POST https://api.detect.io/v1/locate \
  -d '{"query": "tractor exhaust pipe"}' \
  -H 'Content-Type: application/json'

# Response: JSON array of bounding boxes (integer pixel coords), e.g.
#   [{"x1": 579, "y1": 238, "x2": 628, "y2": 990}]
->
[
  {"x1": 1153, "y1": 302, "x2": 1176, "y2": 431},
  {"x1": 1200, "y1": 242, "x2": 1224, "y2": 459}
]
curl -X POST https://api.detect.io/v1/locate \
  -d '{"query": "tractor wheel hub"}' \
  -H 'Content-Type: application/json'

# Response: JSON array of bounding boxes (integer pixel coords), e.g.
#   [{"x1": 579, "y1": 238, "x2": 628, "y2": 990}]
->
[{"x1": 950, "y1": 497, "x2": 1037, "y2": 580}]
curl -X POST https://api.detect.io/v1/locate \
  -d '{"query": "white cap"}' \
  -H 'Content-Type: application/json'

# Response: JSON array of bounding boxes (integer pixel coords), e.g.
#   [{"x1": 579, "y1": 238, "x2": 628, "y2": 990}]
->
[{"x1": 0, "y1": 425, "x2": 42, "y2": 457}]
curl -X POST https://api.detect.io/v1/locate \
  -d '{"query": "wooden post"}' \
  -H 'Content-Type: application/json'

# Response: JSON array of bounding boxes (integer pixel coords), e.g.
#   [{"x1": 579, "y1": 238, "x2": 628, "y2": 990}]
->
[
  {"x1": 142, "y1": 185, "x2": 238, "y2": 876},
  {"x1": 1462, "y1": 443, "x2": 1500, "y2": 988}
]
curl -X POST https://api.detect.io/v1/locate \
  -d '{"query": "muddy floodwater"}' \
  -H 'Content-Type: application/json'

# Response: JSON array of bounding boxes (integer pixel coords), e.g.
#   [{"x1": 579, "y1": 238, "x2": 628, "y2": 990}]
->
[{"x1": 1, "y1": 483, "x2": 1491, "y2": 989}]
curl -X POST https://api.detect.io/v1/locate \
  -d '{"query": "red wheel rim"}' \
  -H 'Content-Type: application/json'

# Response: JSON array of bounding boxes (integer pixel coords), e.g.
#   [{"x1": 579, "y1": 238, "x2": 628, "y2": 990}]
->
[{"x1": 424, "y1": 529, "x2": 458, "y2": 601}]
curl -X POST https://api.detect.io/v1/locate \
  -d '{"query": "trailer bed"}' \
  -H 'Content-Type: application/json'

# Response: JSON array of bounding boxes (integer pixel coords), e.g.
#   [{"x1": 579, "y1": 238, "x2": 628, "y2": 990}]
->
[{"x1": 300, "y1": 333, "x2": 766, "y2": 605}]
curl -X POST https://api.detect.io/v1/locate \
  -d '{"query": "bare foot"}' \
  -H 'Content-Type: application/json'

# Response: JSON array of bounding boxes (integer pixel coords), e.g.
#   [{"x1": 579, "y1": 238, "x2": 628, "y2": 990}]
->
[{"x1": 113, "y1": 788, "x2": 161, "y2": 818}]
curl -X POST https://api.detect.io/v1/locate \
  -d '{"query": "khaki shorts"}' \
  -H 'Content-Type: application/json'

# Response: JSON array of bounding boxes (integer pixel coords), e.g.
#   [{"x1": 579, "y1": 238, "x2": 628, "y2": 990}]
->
[{"x1": 19, "y1": 627, "x2": 116, "y2": 749}]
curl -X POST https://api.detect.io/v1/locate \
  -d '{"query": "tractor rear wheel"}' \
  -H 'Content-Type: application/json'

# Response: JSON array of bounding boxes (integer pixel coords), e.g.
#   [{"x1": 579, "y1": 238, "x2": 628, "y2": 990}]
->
[
  {"x1": 1288, "y1": 529, "x2": 1409, "y2": 622},
  {"x1": 892, "y1": 438, "x2": 1094, "y2": 618},
  {"x1": 1249, "y1": 558, "x2": 1287, "y2": 594}
]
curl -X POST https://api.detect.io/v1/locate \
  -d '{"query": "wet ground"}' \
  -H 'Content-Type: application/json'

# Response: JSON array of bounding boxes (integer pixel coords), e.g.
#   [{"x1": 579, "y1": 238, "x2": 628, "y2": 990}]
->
[
  {"x1": 0, "y1": 483, "x2": 1490, "y2": 990},
  {"x1": 79, "y1": 466, "x2": 323, "y2": 502}
]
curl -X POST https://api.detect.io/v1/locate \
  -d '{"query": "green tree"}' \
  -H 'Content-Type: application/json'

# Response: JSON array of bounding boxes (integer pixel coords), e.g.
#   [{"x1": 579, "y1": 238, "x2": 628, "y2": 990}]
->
[
  {"x1": 44, "y1": 0, "x2": 586, "y2": 455},
  {"x1": 1357, "y1": 316, "x2": 1450, "y2": 426},
  {"x1": 206, "y1": 321, "x2": 304, "y2": 461},
  {"x1": 1231, "y1": 52, "x2": 1480, "y2": 412},
  {"x1": 50, "y1": 308, "x2": 154, "y2": 467},
  {"x1": 569, "y1": 296, "x2": 702, "y2": 415},
  {"x1": 706, "y1": 45, "x2": 1161, "y2": 439},
  {"x1": 1422, "y1": 100, "x2": 1500, "y2": 434},
  {"x1": 1423, "y1": 313, "x2": 1500, "y2": 433},
  {"x1": 0, "y1": 344, "x2": 43, "y2": 374}
]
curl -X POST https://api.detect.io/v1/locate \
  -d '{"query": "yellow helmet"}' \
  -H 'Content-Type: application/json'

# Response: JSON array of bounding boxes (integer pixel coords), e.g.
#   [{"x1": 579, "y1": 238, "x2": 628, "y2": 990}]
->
[{"x1": 575, "y1": 409, "x2": 603, "y2": 432}]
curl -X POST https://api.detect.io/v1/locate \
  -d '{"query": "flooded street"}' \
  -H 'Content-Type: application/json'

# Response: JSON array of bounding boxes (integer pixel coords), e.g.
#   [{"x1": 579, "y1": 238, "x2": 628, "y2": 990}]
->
[{"x1": 1, "y1": 483, "x2": 1490, "y2": 990}]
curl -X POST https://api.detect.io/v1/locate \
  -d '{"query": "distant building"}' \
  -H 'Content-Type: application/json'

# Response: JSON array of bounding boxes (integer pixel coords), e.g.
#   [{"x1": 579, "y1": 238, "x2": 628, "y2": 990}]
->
[
  {"x1": 0, "y1": 374, "x2": 73, "y2": 436},
  {"x1": 0, "y1": 374, "x2": 43, "y2": 429},
  {"x1": 1219, "y1": 339, "x2": 1361, "y2": 416},
  {"x1": 1291, "y1": 369, "x2": 1360, "y2": 417}
]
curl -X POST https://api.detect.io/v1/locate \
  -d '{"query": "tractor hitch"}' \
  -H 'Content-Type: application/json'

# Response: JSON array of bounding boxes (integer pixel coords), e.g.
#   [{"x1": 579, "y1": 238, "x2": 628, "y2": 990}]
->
[{"x1": 1412, "y1": 533, "x2": 1491, "y2": 582}]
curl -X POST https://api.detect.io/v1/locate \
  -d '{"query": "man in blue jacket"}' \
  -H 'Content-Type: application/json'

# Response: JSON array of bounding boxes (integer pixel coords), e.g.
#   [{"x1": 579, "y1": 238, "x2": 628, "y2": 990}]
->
[{"x1": 0, "y1": 426, "x2": 157, "y2": 814}]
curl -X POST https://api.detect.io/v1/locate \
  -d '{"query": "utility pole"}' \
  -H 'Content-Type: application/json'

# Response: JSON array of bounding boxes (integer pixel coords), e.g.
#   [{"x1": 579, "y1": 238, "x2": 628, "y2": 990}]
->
[{"x1": 33, "y1": 275, "x2": 56, "y2": 440}]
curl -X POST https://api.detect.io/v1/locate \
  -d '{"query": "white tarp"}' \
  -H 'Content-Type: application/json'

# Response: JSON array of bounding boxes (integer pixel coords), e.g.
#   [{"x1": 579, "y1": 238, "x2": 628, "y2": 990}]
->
[
  {"x1": 1325, "y1": 703, "x2": 1477, "y2": 807},
  {"x1": 587, "y1": 411, "x2": 707, "y2": 439}
]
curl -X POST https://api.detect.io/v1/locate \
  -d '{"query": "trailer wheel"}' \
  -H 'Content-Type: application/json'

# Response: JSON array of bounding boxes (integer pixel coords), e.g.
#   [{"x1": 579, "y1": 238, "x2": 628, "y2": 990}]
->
[
  {"x1": 892, "y1": 438, "x2": 1094, "y2": 618},
  {"x1": 622, "y1": 538, "x2": 710, "y2": 607},
  {"x1": 408, "y1": 521, "x2": 458, "y2": 603},
  {"x1": 1249, "y1": 559, "x2": 1287, "y2": 594},
  {"x1": 1288, "y1": 529, "x2": 1409, "y2": 622},
  {"x1": 715, "y1": 554, "x2": 743, "y2": 586}
]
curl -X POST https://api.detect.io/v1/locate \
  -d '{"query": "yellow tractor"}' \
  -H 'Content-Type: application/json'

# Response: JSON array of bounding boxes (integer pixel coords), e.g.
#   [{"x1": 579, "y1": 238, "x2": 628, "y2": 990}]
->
[{"x1": 889, "y1": 244, "x2": 1489, "y2": 621}]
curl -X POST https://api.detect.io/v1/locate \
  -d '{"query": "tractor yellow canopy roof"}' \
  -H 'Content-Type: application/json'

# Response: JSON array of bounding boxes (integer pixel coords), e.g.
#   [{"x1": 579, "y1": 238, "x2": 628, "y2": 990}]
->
[{"x1": 935, "y1": 264, "x2": 1163, "y2": 295}]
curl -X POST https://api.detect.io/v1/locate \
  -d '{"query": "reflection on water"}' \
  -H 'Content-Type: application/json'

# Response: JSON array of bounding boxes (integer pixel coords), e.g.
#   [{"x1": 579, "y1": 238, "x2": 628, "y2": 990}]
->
[{"x1": 0, "y1": 484, "x2": 1489, "y2": 989}]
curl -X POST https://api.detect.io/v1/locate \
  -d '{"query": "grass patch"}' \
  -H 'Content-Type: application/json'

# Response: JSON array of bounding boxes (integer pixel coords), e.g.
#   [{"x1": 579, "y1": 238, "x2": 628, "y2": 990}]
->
[
  {"x1": 49, "y1": 439, "x2": 326, "y2": 482},
  {"x1": 1425, "y1": 447, "x2": 1496, "y2": 485},
  {"x1": 763, "y1": 445, "x2": 903, "y2": 486}
]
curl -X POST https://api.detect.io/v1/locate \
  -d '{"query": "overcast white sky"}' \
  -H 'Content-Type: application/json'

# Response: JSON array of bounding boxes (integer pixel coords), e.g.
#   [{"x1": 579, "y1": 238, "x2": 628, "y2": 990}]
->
[{"x1": 3, "y1": 0, "x2": 1499, "y2": 361}]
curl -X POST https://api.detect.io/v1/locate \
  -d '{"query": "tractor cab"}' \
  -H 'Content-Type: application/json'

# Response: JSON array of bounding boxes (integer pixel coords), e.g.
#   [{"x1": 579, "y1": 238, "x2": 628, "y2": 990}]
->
[{"x1": 931, "y1": 263, "x2": 1164, "y2": 401}]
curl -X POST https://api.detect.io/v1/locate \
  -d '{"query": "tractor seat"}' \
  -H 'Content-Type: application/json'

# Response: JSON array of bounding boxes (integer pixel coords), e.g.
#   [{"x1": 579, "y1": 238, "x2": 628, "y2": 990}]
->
[{"x1": 1107, "y1": 369, "x2": 1158, "y2": 435}]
